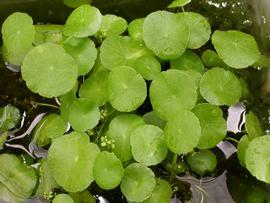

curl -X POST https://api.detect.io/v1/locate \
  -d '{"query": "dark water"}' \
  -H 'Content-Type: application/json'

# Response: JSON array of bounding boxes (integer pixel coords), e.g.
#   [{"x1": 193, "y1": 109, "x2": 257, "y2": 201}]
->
[{"x1": 0, "y1": 0, "x2": 270, "y2": 203}]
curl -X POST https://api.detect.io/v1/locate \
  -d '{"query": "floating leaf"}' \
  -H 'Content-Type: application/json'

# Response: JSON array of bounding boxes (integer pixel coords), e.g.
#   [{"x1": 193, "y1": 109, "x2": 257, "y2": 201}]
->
[
  {"x1": 167, "y1": 0, "x2": 191, "y2": 8},
  {"x1": 179, "y1": 12, "x2": 211, "y2": 49},
  {"x1": 64, "y1": 5, "x2": 102, "y2": 37},
  {"x1": 93, "y1": 151, "x2": 124, "y2": 190},
  {"x1": 32, "y1": 114, "x2": 67, "y2": 147},
  {"x1": 34, "y1": 24, "x2": 64, "y2": 45},
  {"x1": 0, "y1": 105, "x2": 20, "y2": 132},
  {"x1": 142, "y1": 179, "x2": 172, "y2": 203},
  {"x1": 53, "y1": 194, "x2": 74, "y2": 203},
  {"x1": 143, "y1": 111, "x2": 166, "y2": 129},
  {"x1": 63, "y1": 0, "x2": 92, "y2": 8},
  {"x1": 60, "y1": 90, "x2": 77, "y2": 122},
  {"x1": 245, "y1": 111, "x2": 263, "y2": 140},
  {"x1": 130, "y1": 124, "x2": 167, "y2": 166},
  {"x1": 128, "y1": 18, "x2": 145, "y2": 42},
  {"x1": 164, "y1": 110, "x2": 201, "y2": 154},
  {"x1": 237, "y1": 135, "x2": 250, "y2": 167},
  {"x1": 95, "y1": 14, "x2": 127, "y2": 39},
  {"x1": 68, "y1": 98, "x2": 100, "y2": 132},
  {"x1": 150, "y1": 69, "x2": 197, "y2": 120},
  {"x1": 187, "y1": 150, "x2": 217, "y2": 176},
  {"x1": 107, "y1": 66, "x2": 147, "y2": 112},
  {"x1": 0, "y1": 132, "x2": 8, "y2": 150},
  {"x1": 100, "y1": 35, "x2": 152, "y2": 70},
  {"x1": 193, "y1": 103, "x2": 227, "y2": 149},
  {"x1": 143, "y1": 11, "x2": 189, "y2": 59},
  {"x1": 48, "y1": 132, "x2": 100, "y2": 192},
  {"x1": 1, "y1": 12, "x2": 35, "y2": 65},
  {"x1": 245, "y1": 136, "x2": 270, "y2": 183},
  {"x1": 106, "y1": 114, "x2": 145, "y2": 162},
  {"x1": 69, "y1": 190, "x2": 96, "y2": 203},
  {"x1": 120, "y1": 163, "x2": 156, "y2": 202},
  {"x1": 21, "y1": 43, "x2": 78, "y2": 98},
  {"x1": 0, "y1": 154, "x2": 37, "y2": 201},
  {"x1": 201, "y1": 49, "x2": 226, "y2": 68},
  {"x1": 212, "y1": 30, "x2": 261, "y2": 69},
  {"x1": 170, "y1": 50, "x2": 205, "y2": 73},
  {"x1": 200, "y1": 67, "x2": 241, "y2": 106},
  {"x1": 79, "y1": 70, "x2": 109, "y2": 106},
  {"x1": 63, "y1": 37, "x2": 97, "y2": 76}
]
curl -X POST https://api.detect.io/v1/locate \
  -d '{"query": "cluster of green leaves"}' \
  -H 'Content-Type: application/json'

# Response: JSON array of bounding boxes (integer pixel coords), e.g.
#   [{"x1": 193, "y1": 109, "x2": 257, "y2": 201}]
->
[{"x1": 0, "y1": 1, "x2": 268, "y2": 202}]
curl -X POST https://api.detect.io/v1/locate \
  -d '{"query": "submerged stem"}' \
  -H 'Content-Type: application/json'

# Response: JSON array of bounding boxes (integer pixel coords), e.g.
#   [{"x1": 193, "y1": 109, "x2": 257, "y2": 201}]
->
[
  {"x1": 31, "y1": 101, "x2": 59, "y2": 109},
  {"x1": 169, "y1": 153, "x2": 178, "y2": 183},
  {"x1": 224, "y1": 137, "x2": 239, "y2": 144}
]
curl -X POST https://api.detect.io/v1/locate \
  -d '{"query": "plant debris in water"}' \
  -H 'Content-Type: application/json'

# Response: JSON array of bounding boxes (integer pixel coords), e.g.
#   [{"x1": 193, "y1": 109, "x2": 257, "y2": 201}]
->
[{"x1": 0, "y1": 0, "x2": 269, "y2": 202}]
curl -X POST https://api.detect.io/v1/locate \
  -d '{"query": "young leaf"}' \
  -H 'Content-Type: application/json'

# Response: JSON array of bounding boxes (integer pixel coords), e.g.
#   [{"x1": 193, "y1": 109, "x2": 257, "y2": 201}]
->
[
  {"x1": 106, "y1": 114, "x2": 145, "y2": 162},
  {"x1": 79, "y1": 70, "x2": 109, "y2": 106},
  {"x1": 68, "y1": 98, "x2": 100, "y2": 132},
  {"x1": 53, "y1": 194, "x2": 74, "y2": 203},
  {"x1": 150, "y1": 69, "x2": 197, "y2": 120},
  {"x1": 107, "y1": 66, "x2": 147, "y2": 112},
  {"x1": 64, "y1": 5, "x2": 102, "y2": 37},
  {"x1": 170, "y1": 50, "x2": 205, "y2": 74},
  {"x1": 128, "y1": 18, "x2": 145, "y2": 42},
  {"x1": 167, "y1": 0, "x2": 191, "y2": 8},
  {"x1": 93, "y1": 151, "x2": 124, "y2": 190},
  {"x1": 100, "y1": 35, "x2": 152, "y2": 70},
  {"x1": 179, "y1": 12, "x2": 211, "y2": 49},
  {"x1": 48, "y1": 132, "x2": 100, "y2": 192},
  {"x1": 245, "y1": 111, "x2": 263, "y2": 140},
  {"x1": 192, "y1": 103, "x2": 227, "y2": 149},
  {"x1": 212, "y1": 30, "x2": 261, "y2": 69},
  {"x1": 199, "y1": 67, "x2": 241, "y2": 106},
  {"x1": 141, "y1": 179, "x2": 172, "y2": 203},
  {"x1": 130, "y1": 124, "x2": 167, "y2": 166},
  {"x1": 237, "y1": 135, "x2": 250, "y2": 167},
  {"x1": 21, "y1": 43, "x2": 78, "y2": 98},
  {"x1": 201, "y1": 49, "x2": 227, "y2": 68},
  {"x1": 143, "y1": 11, "x2": 189, "y2": 59},
  {"x1": 164, "y1": 110, "x2": 201, "y2": 154},
  {"x1": 245, "y1": 136, "x2": 270, "y2": 183},
  {"x1": 0, "y1": 105, "x2": 20, "y2": 132},
  {"x1": 62, "y1": 37, "x2": 97, "y2": 76},
  {"x1": 120, "y1": 163, "x2": 156, "y2": 202}
]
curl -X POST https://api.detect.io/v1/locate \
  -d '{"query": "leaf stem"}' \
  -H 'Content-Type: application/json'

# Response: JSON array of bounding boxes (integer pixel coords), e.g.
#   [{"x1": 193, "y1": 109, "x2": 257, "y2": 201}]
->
[
  {"x1": 31, "y1": 101, "x2": 59, "y2": 109},
  {"x1": 181, "y1": 6, "x2": 185, "y2": 13},
  {"x1": 169, "y1": 153, "x2": 178, "y2": 183},
  {"x1": 224, "y1": 137, "x2": 239, "y2": 144}
]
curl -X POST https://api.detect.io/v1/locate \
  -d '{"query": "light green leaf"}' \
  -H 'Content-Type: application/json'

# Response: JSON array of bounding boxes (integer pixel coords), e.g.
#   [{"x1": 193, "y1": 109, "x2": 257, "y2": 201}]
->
[
  {"x1": 34, "y1": 24, "x2": 64, "y2": 45},
  {"x1": 237, "y1": 135, "x2": 250, "y2": 167},
  {"x1": 150, "y1": 69, "x2": 197, "y2": 120},
  {"x1": 143, "y1": 11, "x2": 189, "y2": 59},
  {"x1": 128, "y1": 18, "x2": 145, "y2": 42},
  {"x1": 212, "y1": 30, "x2": 261, "y2": 69},
  {"x1": 107, "y1": 66, "x2": 147, "y2": 112},
  {"x1": 64, "y1": 5, "x2": 102, "y2": 37},
  {"x1": 60, "y1": 90, "x2": 77, "y2": 122},
  {"x1": 201, "y1": 49, "x2": 226, "y2": 68},
  {"x1": 0, "y1": 105, "x2": 20, "y2": 132},
  {"x1": 200, "y1": 67, "x2": 241, "y2": 106},
  {"x1": 0, "y1": 132, "x2": 8, "y2": 150},
  {"x1": 245, "y1": 111, "x2": 263, "y2": 140},
  {"x1": 164, "y1": 110, "x2": 201, "y2": 154},
  {"x1": 21, "y1": 43, "x2": 78, "y2": 98},
  {"x1": 53, "y1": 194, "x2": 74, "y2": 203},
  {"x1": 167, "y1": 0, "x2": 191, "y2": 8},
  {"x1": 69, "y1": 190, "x2": 96, "y2": 203},
  {"x1": 48, "y1": 132, "x2": 100, "y2": 192},
  {"x1": 143, "y1": 111, "x2": 166, "y2": 129}
]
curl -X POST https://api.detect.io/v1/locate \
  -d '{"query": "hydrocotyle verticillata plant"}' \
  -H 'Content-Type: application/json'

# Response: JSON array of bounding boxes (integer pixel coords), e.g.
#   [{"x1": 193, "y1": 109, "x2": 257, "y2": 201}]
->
[{"x1": 0, "y1": 1, "x2": 269, "y2": 202}]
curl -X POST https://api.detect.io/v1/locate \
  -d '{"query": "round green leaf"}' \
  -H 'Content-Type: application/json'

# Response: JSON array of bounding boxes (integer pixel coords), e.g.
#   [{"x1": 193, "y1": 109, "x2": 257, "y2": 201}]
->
[
  {"x1": 143, "y1": 11, "x2": 189, "y2": 60},
  {"x1": 120, "y1": 163, "x2": 156, "y2": 202},
  {"x1": 69, "y1": 191, "x2": 96, "y2": 203},
  {"x1": 132, "y1": 56, "x2": 161, "y2": 80},
  {"x1": 48, "y1": 132, "x2": 100, "y2": 192},
  {"x1": 64, "y1": 5, "x2": 102, "y2": 37},
  {"x1": 79, "y1": 70, "x2": 109, "y2": 106},
  {"x1": 193, "y1": 103, "x2": 227, "y2": 149},
  {"x1": 245, "y1": 111, "x2": 263, "y2": 140},
  {"x1": 164, "y1": 110, "x2": 201, "y2": 154},
  {"x1": 96, "y1": 14, "x2": 127, "y2": 38},
  {"x1": 150, "y1": 69, "x2": 197, "y2": 120},
  {"x1": 143, "y1": 111, "x2": 166, "y2": 129},
  {"x1": 128, "y1": 18, "x2": 145, "y2": 42},
  {"x1": 200, "y1": 67, "x2": 241, "y2": 106},
  {"x1": 167, "y1": 0, "x2": 191, "y2": 8},
  {"x1": 0, "y1": 132, "x2": 8, "y2": 150},
  {"x1": 21, "y1": 43, "x2": 78, "y2": 98},
  {"x1": 0, "y1": 154, "x2": 37, "y2": 200},
  {"x1": 142, "y1": 179, "x2": 172, "y2": 203},
  {"x1": 100, "y1": 35, "x2": 152, "y2": 70},
  {"x1": 0, "y1": 105, "x2": 20, "y2": 132},
  {"x1": 32, "y1": 114, "x2": 67, "y2": 147},
  {"x1": 93, "y1": 151, "x2": 124, "y2": 190},
  {"x1": 60, "y1": 91, "x2": 77, "y2": 122},
  {"x1": 107, "y1": 66, "x2": 147, "y2": 112},
  {"x1": 187, "y1": 150, "x2": 217, "y2": 176},
  {"x1": 63, "y1": 37, "x2": 97, "y2": 76},
  {"x1": 201, "y1": 49, "x2": 226, "y2": 68},
  {"x1": 130, "y1": 124, "x2": 167, "y2": 166},
  {"x1": 63, "y1": 0, "x2": 91, "y2": 8},
  {"x1": 237, "y1": 135, "x2": 250, "y2": 167},
  {"x1": 68, "y1": 98, "x2": 100, "y2": 132},
  {"x1": 53, "y1": 194, "x2": 74, "y2": 203},
  {"x1": 180, "y1": 70, "x2": 202, "y2": 88},
  {"x1": 212, "y1": 30, "x2": 261, "y2": 69},
  {"x1": 107, "y1": 114, "x2": 145, "y2": 162},
  {"x1": 245, "y1": 136, "x2": 270, "y2": 183},
  {"x1": 179, "y1": 12, "x2": 211, "y2": 49},
  {"x1": 170, "y1": 50, "x2": 205, "y2": 74}
]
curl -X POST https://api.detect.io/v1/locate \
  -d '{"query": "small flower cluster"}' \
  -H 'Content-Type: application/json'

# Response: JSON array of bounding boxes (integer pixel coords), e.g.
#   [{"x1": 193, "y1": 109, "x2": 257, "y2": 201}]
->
[{"x1": 100, "y1": 135, "x2": 115, "y2": 149}]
